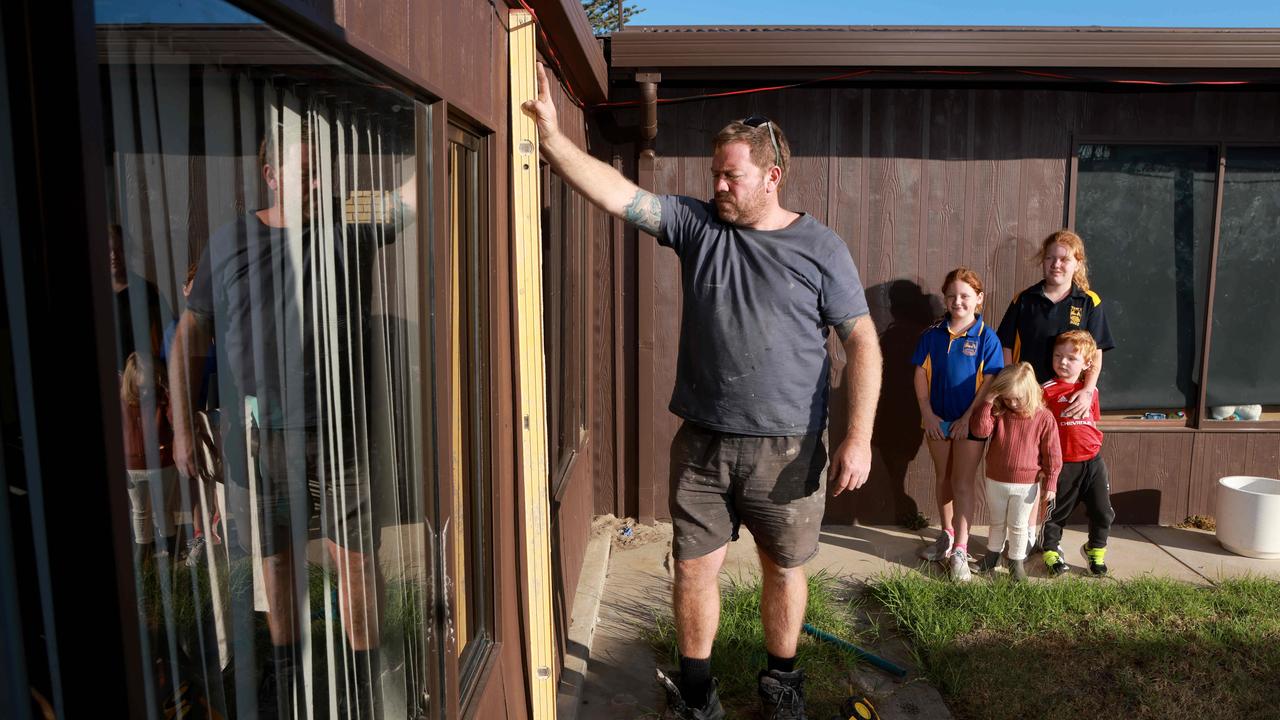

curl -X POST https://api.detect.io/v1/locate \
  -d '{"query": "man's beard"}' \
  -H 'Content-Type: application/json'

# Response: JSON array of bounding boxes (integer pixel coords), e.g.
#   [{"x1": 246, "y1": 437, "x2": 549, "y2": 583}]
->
[{"x1": 714, "y1": 183, "x2": 766, "y2": 226}]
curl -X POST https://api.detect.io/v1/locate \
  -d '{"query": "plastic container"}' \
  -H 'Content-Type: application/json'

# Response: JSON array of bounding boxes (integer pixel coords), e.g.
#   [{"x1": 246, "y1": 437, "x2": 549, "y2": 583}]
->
[{"x1": 1216, "y1": 476, "x2": 1280, "y2": 559}]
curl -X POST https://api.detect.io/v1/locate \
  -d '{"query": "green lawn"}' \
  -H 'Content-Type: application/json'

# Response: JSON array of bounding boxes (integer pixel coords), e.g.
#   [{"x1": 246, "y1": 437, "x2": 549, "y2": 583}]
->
[
  {"x1": 645, "y1": 570, "x2": 879, "y2": 718},
  {"x1": 867, "y1": 573, "x2": 1280, "y2": 720}
]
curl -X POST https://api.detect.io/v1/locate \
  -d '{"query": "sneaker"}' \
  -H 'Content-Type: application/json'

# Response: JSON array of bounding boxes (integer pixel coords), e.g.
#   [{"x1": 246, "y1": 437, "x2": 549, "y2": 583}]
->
[
  {"x1": 757, "y1": 668, "x2": 807, "y2": 719},
  {"x1": 918, "y1": 531, "x2": 953, "y2": 562},
  {"x1": 184, "y1": 535, "x2": 207, "y2": 569},
  {"x1": 1081, "y1": 544, "x2": 1108, "y2": 576},
  {"x1": 657, "y1": 669, "x2": 725, "y2": 720},
  {"x1": 1043, "y1": 549, "x2": 1069, "y2": 577},
  {"x1": 1009, "y1": 558, "x2": 1028, "y2": 582},
  {"x1": 975, "y1": 550, "x2": 1001, "y2": 573},
  {"x1": 948, "y1": 548, "x2": 972, "y2": 582}
]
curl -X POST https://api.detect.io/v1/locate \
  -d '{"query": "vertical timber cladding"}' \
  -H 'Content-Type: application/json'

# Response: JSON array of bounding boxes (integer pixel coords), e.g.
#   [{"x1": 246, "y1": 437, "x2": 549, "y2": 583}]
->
[{"x1": 508, "y1": 9, "x2": 556, "y2": 719}]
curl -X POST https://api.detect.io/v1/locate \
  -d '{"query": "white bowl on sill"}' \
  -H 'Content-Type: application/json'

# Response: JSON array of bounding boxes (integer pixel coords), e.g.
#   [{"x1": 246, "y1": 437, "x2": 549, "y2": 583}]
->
[{"x1": 1216, "y1": 476, "x2": 1280, "y2": 559}]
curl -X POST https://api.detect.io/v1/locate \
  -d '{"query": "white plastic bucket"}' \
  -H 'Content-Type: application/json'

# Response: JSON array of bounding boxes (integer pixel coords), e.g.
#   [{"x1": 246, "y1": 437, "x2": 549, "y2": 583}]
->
[{"x1": 1216, "y1": 476, "x2": 1280, "y2": 559}]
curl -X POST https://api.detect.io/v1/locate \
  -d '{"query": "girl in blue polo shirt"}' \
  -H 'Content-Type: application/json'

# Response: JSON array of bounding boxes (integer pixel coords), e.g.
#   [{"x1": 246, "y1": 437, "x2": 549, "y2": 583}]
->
[{"x1": 912, "y1": 267, "x2": 1005, "y2": 581}]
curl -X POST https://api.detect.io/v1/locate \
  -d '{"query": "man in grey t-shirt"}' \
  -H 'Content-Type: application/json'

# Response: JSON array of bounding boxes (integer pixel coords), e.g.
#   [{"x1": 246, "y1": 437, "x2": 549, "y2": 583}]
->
[{"x1": 525, "y1": 64, "x2": 881, "y2": 720}]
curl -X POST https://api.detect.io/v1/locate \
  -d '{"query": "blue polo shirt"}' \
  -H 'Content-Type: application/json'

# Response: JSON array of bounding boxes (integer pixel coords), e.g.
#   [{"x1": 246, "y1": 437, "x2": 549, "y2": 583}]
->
[{"x1": 911, "y1": 314, "x2": 1004, "y2": 422}]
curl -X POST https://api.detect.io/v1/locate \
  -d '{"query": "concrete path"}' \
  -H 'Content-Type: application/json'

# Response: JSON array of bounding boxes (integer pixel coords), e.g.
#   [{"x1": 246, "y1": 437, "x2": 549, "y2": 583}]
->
[{"x1": 558, "y1": 521, "x2": 1280, "y2": 720}]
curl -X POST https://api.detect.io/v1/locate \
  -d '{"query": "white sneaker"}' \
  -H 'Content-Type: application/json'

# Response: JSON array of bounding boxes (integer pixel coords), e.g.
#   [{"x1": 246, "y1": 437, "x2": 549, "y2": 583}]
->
[
  {"x1": 919, "y1": 532, "x2": 953, "y2": 562},
  {"x1": 949, "y1": 548, "x2": 973, "y2": 582}
]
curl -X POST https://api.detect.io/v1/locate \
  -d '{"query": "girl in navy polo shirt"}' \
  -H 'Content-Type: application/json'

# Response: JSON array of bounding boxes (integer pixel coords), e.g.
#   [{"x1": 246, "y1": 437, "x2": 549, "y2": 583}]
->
[
  {"x1": 997, "y1": 230, "x2": 1115, "y2": 552},
  {"x1": 912, "y1": 267, "x2": 1005, "y2": 581}
]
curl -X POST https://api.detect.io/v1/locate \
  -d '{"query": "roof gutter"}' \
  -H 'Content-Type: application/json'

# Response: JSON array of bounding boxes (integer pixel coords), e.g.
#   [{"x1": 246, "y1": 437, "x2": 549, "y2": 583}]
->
[{"x1": 609, "y1": 27, "x2": 1280, "y2": 71}]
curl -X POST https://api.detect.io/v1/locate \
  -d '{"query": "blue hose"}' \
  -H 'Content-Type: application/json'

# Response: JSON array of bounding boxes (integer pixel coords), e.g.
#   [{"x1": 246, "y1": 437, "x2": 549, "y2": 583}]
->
[{"x1": 802, "y1": 623, "x2": 908, "y2": 679}]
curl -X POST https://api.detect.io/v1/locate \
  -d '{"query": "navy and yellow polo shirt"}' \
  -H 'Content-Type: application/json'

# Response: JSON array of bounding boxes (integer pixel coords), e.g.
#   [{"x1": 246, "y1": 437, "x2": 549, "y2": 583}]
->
[
  {"x1": 996, "y1": 281, "x2": 1116, "y2": 383},
  {"x1": 911, "y1": 314, "x2": 1004, "y2": 422}
]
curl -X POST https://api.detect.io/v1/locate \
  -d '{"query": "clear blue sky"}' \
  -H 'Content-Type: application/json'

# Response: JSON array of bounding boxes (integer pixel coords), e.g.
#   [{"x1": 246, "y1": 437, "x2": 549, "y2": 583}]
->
[{"x1": 625, "y1": 0, "x2": 1280, "y2": 27}]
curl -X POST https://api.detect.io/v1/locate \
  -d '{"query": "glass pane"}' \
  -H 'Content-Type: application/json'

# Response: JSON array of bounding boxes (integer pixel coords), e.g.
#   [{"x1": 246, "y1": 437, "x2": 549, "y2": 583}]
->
[
  {"x1": 94, "y1": 2, "x2": 435, "y2": 717},
  {"x1": 1205, "y1": 147, "x2": 1280, "y2": 423},
  {"x1": 1075, "y1": 144, "x2": 1217, "y2": 414},
  {"x1": 448, "y1": 131, "x2": 493, "y2": 680}
]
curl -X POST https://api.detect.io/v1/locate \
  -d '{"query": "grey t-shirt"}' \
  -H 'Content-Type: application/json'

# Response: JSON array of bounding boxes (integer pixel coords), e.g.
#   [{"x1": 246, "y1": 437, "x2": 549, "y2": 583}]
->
[{"x1": 659, "y1": 195, "x2": 869, "y2": 436}]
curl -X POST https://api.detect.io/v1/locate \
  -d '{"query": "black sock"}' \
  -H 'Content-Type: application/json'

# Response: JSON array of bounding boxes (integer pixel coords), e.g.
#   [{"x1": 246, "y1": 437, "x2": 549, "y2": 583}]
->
[
  {"x1": 267, "y1": 643, "x2": 302, "y2": 716},
  {"x1": 767, "y1": 652, "x2": 797, "y2": 674},
  {"x1": 678, "y1": 655, "x2": 712, "y2": 708},
  {"x1": 344, "y1": 648, "x2": 382, "y2": 716}
]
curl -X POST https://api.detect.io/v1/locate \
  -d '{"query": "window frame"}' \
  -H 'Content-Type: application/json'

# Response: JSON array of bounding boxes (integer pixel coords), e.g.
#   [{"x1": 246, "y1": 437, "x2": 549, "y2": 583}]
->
[
  {"x1": 1068, "y1": 136, "x2": 1280, "y2": 431},
  {"x1": 445, "y1": 120, "x2": 498, "y2": 707},
  {"x1": 541, "y1": 168, "x2": 589, "y2": 501}
]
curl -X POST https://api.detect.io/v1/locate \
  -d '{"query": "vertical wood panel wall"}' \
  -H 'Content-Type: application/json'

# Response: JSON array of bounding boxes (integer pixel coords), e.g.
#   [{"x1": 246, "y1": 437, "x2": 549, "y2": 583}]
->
[{"x1": 600, "y1": 85, "x2": 1280, "y2": 526}]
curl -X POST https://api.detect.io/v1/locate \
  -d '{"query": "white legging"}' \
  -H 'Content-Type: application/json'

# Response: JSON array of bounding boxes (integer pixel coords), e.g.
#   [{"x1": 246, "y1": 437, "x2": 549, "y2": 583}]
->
[
  {"x1": 984, "y1": 478, "x2": 1039, "y2": 561},
  {"x1": 126, "y1": 466, "x2": 178, "y2": 545}
]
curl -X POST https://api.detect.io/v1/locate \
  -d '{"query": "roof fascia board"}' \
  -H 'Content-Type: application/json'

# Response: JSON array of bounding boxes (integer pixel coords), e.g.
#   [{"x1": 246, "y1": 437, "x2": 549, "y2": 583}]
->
[
  {"x1": 610, "y1": 28, "x2": 1280, "y2": 69},
  {"x1": 521, "y1": 0, "x2": 609, "y2": 104}
]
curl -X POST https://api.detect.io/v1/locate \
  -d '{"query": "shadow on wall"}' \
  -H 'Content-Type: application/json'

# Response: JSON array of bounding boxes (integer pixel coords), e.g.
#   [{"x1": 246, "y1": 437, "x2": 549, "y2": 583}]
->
[
  {"x1": 826, "y1": 279, "x2": 941, "y2": 525},
  {"x1": 1062, "y1": 488, "x2": 1162, "y2": 526}
]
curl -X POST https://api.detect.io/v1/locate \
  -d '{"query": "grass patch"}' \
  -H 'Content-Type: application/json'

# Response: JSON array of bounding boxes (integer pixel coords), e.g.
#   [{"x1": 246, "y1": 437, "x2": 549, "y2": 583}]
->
[
  {"x1": 867, "y1": 572, "x2": 1280, "y2": 720},
  {"x1": 645, "y1": 570, "x2": 879, "y2": 717},
  {"x1": 1175, "y1": 514, "x2": 1217, "y2": 531},
  {"x1": 902, "y1": 511, "x2": 931, "y2": 531}
]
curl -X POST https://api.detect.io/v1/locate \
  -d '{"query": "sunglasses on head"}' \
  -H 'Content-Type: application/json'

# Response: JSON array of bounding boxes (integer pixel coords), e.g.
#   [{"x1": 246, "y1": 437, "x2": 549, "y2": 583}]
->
[{"x1": 742, "y1": 115, "x2": 781, "y2": 169}]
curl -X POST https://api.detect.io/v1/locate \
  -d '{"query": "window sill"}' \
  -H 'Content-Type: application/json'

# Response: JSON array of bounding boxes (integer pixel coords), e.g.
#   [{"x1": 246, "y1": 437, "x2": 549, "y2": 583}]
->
[{"x1": 1099, "y1": 420, "x2": 1280, "y2": 433}]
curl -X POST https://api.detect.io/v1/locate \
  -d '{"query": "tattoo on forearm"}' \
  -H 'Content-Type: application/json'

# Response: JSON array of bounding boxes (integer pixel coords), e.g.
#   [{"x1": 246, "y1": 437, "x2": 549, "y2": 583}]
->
[
  {"x1": 623, "y1": 190, "x2": 662, "y2": 235},
  {"x1": 835, "y1": 316, "x2": 859, "y2": 343}
]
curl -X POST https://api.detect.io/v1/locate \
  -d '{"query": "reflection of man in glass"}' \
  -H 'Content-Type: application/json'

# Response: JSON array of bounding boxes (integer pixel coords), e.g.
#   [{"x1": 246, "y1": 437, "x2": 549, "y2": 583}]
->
[{"x1": 169, "y1": 116, "x2": 413, "y2": 718}]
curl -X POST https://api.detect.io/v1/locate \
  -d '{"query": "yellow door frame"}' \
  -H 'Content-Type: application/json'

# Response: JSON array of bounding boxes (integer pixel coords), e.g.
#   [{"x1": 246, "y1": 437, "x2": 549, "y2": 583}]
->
[{"x1": 508, "y1": 10, "x2": 556, "y2": 719}]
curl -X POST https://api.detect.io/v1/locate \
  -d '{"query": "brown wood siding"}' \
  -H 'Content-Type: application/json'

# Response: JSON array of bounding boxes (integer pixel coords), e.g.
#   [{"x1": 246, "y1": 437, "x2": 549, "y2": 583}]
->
[
  {"x1": 604, "y1": 85, "x2": 1280, "y2": 527},
  {"x1": 1189, "y1": 433, "x2": 1280, "y2": 521},
  {"x1": 539, "y1": 56, "x2": 598, "y2": 671},
  {"x1": 591, "y1": 201, "x2": 618, "y2": 513},
  {"x1": 249, "y1": 0, "x2": 608, "y2": 136}
]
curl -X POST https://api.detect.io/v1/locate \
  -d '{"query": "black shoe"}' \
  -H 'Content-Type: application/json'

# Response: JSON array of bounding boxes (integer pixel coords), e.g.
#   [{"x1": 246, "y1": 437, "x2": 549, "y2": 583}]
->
[
  {"x1": 1043, "y1": 549, "x2": 1070, "y2": 577},
  {"x1": 758, "y1": 668, "x2": 807, "y2": 719},
  {"x1": 1081, "y1": 544, "x2": 1109, "y2": 576},
  {"x1": 657, "y1": 669, "x2": 725, "y2": 720},
  {"x1": 975, "y1": 550, "x2": 1001, "y2": 573}
]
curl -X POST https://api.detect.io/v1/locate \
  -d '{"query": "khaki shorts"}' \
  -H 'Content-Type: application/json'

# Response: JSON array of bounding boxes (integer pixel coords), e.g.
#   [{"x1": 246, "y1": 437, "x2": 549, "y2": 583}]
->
[{"x1": 668, "y1": 422, "x2": 828, "y2": 568}]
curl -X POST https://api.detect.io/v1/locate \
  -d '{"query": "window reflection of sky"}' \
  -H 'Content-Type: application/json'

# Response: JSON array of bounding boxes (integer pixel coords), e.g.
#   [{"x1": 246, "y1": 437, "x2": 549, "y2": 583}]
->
[{"x1": 95, "y1": 0, "x2": 261, "y2": 25}]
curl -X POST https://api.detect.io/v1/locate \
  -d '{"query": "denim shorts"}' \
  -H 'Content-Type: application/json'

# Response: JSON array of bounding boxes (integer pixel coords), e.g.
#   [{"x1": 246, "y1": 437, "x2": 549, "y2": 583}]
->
[{"x1": 668, "y1": 422, "x2": 828, "y2": 568}]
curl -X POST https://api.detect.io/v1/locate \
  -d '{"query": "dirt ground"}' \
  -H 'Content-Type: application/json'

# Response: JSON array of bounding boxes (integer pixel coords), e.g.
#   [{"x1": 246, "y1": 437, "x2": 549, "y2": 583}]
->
[{"x1": 590, "y1": 514, "x2": 671, "y2": 551}]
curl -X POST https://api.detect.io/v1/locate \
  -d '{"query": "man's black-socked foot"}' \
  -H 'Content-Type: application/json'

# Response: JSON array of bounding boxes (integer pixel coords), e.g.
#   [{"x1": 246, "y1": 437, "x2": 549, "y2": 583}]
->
[
  {"x1": 758, "y1": 668, "x2": 806, "y2": 719},
  {"x1": 657, "y1": 669, "x2": 725, "y2": 720},
  {"x1": 338, "y1": 648, "x2": 382, "y2": 719}
]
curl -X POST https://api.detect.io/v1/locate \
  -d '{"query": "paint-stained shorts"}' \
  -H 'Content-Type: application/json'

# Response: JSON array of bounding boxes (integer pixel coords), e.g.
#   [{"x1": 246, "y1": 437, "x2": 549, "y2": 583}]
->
[
  {"x1": 669, "y1": 422, "x2": 828, "y2": 568},
  {"x1": 252, "y1": 425, "x2": 380, "y2": 556}
]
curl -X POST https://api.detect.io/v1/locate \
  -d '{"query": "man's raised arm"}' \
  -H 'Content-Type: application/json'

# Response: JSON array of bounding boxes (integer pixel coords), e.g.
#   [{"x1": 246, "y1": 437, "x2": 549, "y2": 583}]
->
[{"x1": 522, "y1": 63, "x2": 662, "y2": 236}]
